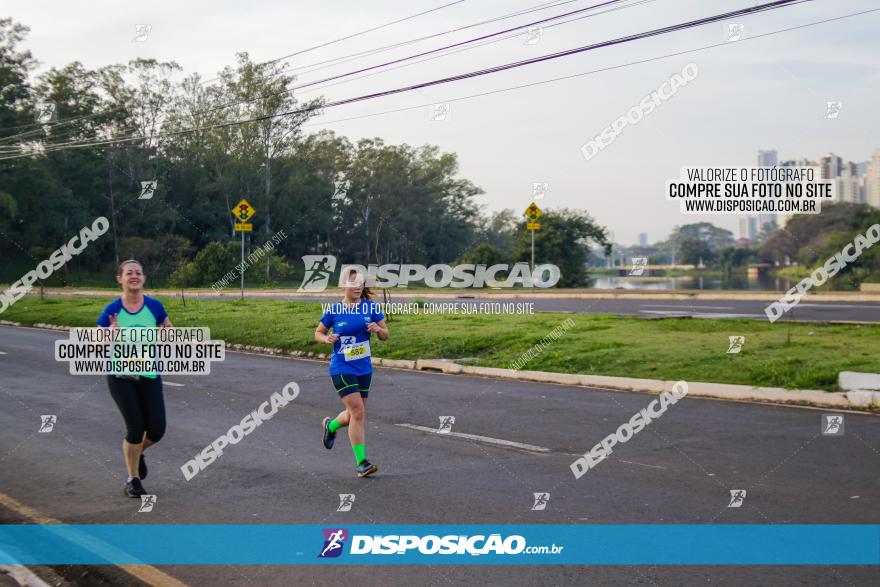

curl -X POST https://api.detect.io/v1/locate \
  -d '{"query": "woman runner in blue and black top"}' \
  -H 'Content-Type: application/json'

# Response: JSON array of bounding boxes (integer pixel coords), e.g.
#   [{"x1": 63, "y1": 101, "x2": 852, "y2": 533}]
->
[
  {"x1": 315, "y1": 268, "x2": 388, "y2": 477},
  {"x1": 97, "y1": 260, "x2": 172, "y2": 498}
]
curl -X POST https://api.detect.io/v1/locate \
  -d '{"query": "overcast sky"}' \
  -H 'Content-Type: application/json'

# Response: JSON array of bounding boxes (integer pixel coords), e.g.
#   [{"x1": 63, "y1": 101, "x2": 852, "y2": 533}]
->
[{"x1": 6, "y1": 0, "x2": 879, "y2": 244}]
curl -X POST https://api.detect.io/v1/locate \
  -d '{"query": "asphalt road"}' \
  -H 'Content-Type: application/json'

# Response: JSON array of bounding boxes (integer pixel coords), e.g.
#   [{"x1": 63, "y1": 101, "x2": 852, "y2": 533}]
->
[
  {"x1": 1, "y1": 325, "x2": 878, "y2": 585},
  {"x1": 357, "y1": 296, "x2": 880, "y2": 322}
]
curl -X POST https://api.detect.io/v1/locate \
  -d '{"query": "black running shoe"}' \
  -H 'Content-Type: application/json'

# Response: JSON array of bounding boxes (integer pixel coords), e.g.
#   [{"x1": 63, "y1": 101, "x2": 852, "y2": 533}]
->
[
  {"x1": 322, "y1": 417, "x2": 336, "y2": 450},
  {"x1": 356, "y1": 459, "x2": 377, "y2": 478},
  {"x1": 124, "y1": 478, "x2": 146, "y2": 498},
  {"x1": 139, "y1": 454, "x2": 147, "y2": 479}
]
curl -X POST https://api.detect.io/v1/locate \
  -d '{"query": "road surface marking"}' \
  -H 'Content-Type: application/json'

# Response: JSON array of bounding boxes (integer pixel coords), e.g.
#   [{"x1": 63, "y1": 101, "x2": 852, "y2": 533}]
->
[
  {"x1": 643, "y1": 305, "x2": 734, "y2": 310},
  {"x1": 163, "y1": 381, "x2": 185, "y2": 387},
  {"x1": 0, "y1": 562, "x2": 50, "y2": 587},
  {"x1": 797, "y1": 303, "x2": 880, "y2": 309},
  {"x1": 618, "y1": 459, "x2": 666, "y2": 470},
  {"x1": 0, "y1": 351, "x2": 7, "y2": 355},
  {"x1": 396, "y1": 423, "x2": 550, "y2": 453},
  {"x1": 692, "y1": 312, "x2": 758, "y2": 318},
  {"x1": 639, "y1": 310, "x2": 756, "y2": 318},
  {"x1": 0, "y1": 491, "x2": 187, "y2": 587}
]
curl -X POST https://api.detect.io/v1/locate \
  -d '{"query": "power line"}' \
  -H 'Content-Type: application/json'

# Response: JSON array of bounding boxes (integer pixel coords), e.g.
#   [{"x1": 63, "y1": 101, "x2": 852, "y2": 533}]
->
[
  {"x1": 0, "y1": 0, "x2": 629, "y2": 148},
  {"x1": 254, "y1": 0, "x2": 585, "y2": 79},
  {"x1": 303, "y1": 6, "x2": 875, "y2": 129},
  {"x1": 293, "y1": 0, "x2": 657, "y2": 98},
  {"x1": 0, "y1": 0, "x2": 813, "y2": 160},
  {"x1": 142, "y1": 0, "x2": 635, "y2": 130},
  {"x1": 202, "y1": 0, "x2": 469, "y2": 83}
]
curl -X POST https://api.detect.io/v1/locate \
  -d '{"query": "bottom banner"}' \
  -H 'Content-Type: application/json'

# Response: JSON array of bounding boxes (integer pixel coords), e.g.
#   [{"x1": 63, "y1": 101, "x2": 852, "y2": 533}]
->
[{"x1": 0, "y1": 525, "x2": 878, "y2": 565}]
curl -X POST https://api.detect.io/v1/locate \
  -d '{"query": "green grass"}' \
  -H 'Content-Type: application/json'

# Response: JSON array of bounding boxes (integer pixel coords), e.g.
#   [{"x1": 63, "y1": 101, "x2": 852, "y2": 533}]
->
[{"x1": 3, "y1": 297, "x2": 878, "y2": 391}]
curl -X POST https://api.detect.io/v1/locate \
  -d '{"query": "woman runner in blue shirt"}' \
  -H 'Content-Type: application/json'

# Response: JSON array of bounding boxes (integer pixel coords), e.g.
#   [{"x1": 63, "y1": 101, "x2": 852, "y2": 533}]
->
[
  {"x1": 97, "y1": 260, "x2": 173, "y2": 498},
  {"x1": 315, "y1": 268, "x2": 388, "y2": 477}
]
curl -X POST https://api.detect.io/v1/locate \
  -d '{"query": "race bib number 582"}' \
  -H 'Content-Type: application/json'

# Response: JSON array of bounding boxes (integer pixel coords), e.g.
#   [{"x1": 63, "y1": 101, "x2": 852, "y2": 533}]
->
[{"x1": 340, "y1": 338, "x2": 371, "y2": 361}]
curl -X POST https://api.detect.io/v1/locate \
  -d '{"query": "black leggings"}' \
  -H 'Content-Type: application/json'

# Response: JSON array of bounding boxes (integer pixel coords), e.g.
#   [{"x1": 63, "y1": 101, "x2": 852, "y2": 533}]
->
[{"x1": 107, "y1": 376, "x2": 166, "y2": 444}]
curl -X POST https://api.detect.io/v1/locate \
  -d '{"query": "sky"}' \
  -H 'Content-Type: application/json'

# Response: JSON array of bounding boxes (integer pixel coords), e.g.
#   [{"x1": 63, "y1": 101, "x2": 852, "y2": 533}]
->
[{"x1": 5, "y1": 0, "x2": 880, "y2": 244}]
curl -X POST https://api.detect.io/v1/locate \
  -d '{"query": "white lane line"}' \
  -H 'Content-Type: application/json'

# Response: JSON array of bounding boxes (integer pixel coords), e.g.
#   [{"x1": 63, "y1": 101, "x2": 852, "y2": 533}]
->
[
  {"x1": 396, "y1": 423, "x2": 551, "y2": 453},
  {"x1": 0, "y1": 351, "x2": 7, "y2": 355},
  {"x1": 642, "y1": 304, "x2": 734, "y2": 310},
  {"x1": 163, "y1": 381, "x2": 185, "y2": 387},
  {"x1": 639, "y1": 310, "x2": 757, "y2": 318},
  {"x1": 692, "y1": 312, "x2": 758, "y2": 319},
  {"x1": 797, "y1": 303, "x2": 880, "y2": 309},
  {"x1": 617, "y1": 459, "x2": 667, "y2": 470}
]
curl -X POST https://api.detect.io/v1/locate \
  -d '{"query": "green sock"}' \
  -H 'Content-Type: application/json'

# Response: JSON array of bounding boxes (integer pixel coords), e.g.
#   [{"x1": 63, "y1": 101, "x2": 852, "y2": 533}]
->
[
  {"x1": 328, "y1": 418, "x2": 342, "y2": 433},
  {"x1": 352, "y1": 443, "x2": 366, "y2": 465}
]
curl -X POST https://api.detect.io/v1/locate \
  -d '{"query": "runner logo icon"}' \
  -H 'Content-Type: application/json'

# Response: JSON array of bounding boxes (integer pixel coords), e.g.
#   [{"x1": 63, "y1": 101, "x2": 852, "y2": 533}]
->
[
  {"x1": 822, "y1": 415, "x2": 844, "y2": 435},
  {"x1": 319, "y1": 528, "x2": 348, "y2": 558},
  {"x1": 727, "y1": 336, "x2": 745, "y2": 354},
  {"x1": 728, "y1": 489, "x2": 746, "y2": 508},
  {"x1": 531, "y1": 492, "x2": 549, "y2": 511},
  {"x1": 438, "y1": 416, "x2": 455, "y2": 434},
  {"x1": 138, "y1": 495, "x2": 157, "y2": 513},
  {"x1": 337, "y1": 494, "x2": 355, "y2": 512},
  {"x1": 299, "y1": 255, "x2": 337, "y2": 292},
  {"x1": 39, "y1": 415, "x2": 57, "y2": 433}
]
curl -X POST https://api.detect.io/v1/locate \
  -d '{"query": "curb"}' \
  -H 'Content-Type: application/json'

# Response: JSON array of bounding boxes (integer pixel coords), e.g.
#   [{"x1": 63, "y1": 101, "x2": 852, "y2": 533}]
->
[
  {"x1": 401, "y1": 359, "x2": 869, "y2": 410},
  {"x1": 2, "y1": 321, "x2": 874, "y2": 412}
]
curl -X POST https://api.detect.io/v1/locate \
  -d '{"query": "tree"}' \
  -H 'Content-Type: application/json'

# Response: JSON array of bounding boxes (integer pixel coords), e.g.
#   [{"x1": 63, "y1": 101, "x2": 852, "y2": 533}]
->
[
  {"x1": 759, "y1": 202, "x2": 861, "y2": 265},
  {"x1": 334, "y1": 140, "x2": 481, "y2": 265},
  {"x1": 719, "y1": 246, "x2": 755, "y2": 272},
  {"x1": 0, "y1": 18, "x2": 490, "y2": 285},
  {"x1": 216, "y1": 54, "x2": 322, "y2": 249},
  {"x1": 659, "y1": 222, "x2": 733, "y2": 264},
  {"x1": 457, "y1": 243, "x2": 508, "y2": 266},
  {"x1": 511, "y1": 208, "x2": 610, "y2": 287},
  {"x1": 809, "y1": 205, "x2": 880, "y2": 288},
  {"x1": 678, "y1": 238, "x2": 714, "y2": 266},
  {"x1": 477, "y1": 209, "x2": 517, "y2": 253}
]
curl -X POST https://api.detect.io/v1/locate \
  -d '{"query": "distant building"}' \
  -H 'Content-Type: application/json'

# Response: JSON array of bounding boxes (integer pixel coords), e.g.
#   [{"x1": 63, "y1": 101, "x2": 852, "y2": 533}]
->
[
  {"x1": 757, "y1": 149, "x2": 778, "y2": 167},
  {"x1": 838, "y1": 162, "x2": 862, "y2": 204},
  {"x1": 757, "y1": 150, "x2": 778, "y2": 226},
  {"x1": 638, "y1": 232, "x2": 648, "y2": 247},
  {"x1": 820, "y1": 153, "x2": 843, "y2": 179},
  {"x1": 779, "y1": 158, "x2": 819, "y2": 227},
  {"x1": 738, "y1": 217, "x2": 749, "y2": 241},
  {"x1": 781, "y1": 158, "x2": 814, "y2": 167},
  {"x1": 747, "y1": 216, "x2": 758, "y2": 242},
  {"x1": 867, "y1": 149, "x2": 880, "y2": 208}
]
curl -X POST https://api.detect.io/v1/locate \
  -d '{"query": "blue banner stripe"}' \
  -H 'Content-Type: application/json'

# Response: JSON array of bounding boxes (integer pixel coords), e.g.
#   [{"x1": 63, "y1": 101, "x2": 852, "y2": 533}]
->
[{"x1": 0, "y1": 525, "x2": 877, "y2": 565}]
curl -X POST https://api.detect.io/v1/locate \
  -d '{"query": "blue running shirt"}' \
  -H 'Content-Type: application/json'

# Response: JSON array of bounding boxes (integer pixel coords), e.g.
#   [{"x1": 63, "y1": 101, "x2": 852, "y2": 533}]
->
[
  {"x1": 320, "y1": 300, "x2": 384, "y2": 376},
  {"x1": 97, "y1": 296, "x2": 168, "y2": 378}
]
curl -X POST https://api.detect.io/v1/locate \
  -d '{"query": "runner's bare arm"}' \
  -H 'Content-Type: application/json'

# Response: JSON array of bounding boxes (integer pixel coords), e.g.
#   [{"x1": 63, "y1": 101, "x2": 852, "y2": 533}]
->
[
  {"x1": 367, "y1": 319, "x2": 389, "y2": 341},
  {"x1": 316, "y1": 322, "x2": 339, "y2": 344}
]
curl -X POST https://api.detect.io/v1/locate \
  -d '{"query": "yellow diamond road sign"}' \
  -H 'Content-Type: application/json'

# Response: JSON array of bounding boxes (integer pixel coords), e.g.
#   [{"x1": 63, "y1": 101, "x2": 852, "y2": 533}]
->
[
  {"x1": 524, "y1": 202, "x2": 542, "y2": 222},
  {"x1": 232, "y1": 198, "x2": 255, "y2": 222}
]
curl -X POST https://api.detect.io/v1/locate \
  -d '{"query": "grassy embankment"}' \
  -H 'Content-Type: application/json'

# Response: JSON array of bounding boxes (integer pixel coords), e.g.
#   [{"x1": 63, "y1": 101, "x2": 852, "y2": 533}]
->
[{"x1": 3, "y1": 297, "x2": 878, "y2": 391}]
